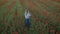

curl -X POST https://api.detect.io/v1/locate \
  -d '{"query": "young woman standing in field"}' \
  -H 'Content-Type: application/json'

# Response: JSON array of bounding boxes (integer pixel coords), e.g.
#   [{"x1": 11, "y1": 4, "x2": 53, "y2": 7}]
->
[{"x1": 24, "y1": 8, "x2": 31, "y2": 29}]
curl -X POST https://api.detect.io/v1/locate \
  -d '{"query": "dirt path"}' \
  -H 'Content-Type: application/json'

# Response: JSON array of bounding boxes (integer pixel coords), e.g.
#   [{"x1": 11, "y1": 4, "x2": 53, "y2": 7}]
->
[
  {"x1": 0, "y1": 0, "x2": 8, "y2": 7},
  {"x1": 20, "y1": 0, "x2": 24, "y2": 6}
]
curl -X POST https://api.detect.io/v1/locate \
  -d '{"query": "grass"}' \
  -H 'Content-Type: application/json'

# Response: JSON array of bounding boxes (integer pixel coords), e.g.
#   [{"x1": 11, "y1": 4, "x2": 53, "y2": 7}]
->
[{"x1": 0, "y1": 0, "x2": 60, "y2": 34}]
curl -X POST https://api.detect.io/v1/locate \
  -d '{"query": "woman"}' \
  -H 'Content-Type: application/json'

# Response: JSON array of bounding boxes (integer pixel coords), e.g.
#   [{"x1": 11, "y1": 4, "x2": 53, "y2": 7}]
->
[{"x1": 24, "y1": 8, "x2": 31, "y2": 28}]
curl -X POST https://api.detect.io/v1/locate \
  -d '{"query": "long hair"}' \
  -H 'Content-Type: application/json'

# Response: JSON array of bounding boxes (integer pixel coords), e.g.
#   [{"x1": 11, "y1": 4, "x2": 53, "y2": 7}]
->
[{"x1": 25, "y1": 8, "x2": 29, "y2": 15}]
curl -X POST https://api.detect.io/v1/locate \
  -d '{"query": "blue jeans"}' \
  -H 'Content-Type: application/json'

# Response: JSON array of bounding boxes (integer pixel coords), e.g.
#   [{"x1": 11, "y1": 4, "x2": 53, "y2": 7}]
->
[{"x1": 25, "y1": 18, "x2": 30, "y2": 28}]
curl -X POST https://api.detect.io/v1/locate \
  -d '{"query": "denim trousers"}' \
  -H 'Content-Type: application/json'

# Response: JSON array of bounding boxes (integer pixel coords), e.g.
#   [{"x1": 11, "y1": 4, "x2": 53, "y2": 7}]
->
[{"x1": 25, "y1": 18, "x2": 30, "y2": 28}]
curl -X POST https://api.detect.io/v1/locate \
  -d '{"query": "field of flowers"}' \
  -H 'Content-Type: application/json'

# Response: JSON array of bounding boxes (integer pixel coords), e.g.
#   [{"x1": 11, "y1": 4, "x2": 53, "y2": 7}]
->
[{"x1": 0, "y1": 0, "x2": 60, "y2": 34}]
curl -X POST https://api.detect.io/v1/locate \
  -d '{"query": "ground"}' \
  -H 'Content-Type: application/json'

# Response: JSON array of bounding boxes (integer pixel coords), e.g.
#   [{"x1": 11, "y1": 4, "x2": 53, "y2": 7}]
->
[{"x1": 0, "y1": 0, "x2": 60, "y2": 34}]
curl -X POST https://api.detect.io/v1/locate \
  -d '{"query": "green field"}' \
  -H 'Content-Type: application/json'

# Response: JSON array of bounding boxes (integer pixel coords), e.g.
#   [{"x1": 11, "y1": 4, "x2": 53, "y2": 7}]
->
[{"x1": 0, "y1": 0, "x2": 60, "y2": 34}]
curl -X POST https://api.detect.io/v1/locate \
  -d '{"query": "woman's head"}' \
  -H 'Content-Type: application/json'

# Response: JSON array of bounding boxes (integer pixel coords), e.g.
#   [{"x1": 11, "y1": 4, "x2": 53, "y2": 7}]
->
[{"x1": 25, "y1": 8, "x2": 29, "y2": 13}]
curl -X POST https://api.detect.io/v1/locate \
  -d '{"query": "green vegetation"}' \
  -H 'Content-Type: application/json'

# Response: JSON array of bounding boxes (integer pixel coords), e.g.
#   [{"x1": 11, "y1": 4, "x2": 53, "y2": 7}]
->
[{"x1": 0, "y1": 0, "x2": 60, "y2": 34}]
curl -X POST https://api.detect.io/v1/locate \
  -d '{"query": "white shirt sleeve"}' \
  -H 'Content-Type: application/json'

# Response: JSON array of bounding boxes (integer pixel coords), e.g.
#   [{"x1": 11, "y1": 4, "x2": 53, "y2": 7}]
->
[{"x1": 28, "y1": 10, "x2": 31, "y2": 16}]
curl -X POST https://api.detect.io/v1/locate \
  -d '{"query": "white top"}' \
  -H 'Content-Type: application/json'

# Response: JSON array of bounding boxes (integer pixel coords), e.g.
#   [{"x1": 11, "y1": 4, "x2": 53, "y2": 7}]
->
[{"x1": 24, "y1": 10, "x2": 31, "y2": 19}]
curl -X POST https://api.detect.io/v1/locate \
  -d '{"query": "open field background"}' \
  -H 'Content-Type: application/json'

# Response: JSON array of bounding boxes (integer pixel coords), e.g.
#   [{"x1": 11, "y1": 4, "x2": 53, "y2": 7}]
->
[{"x1": 0, "y1": 0, "x2": 60, "y2": 34}]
